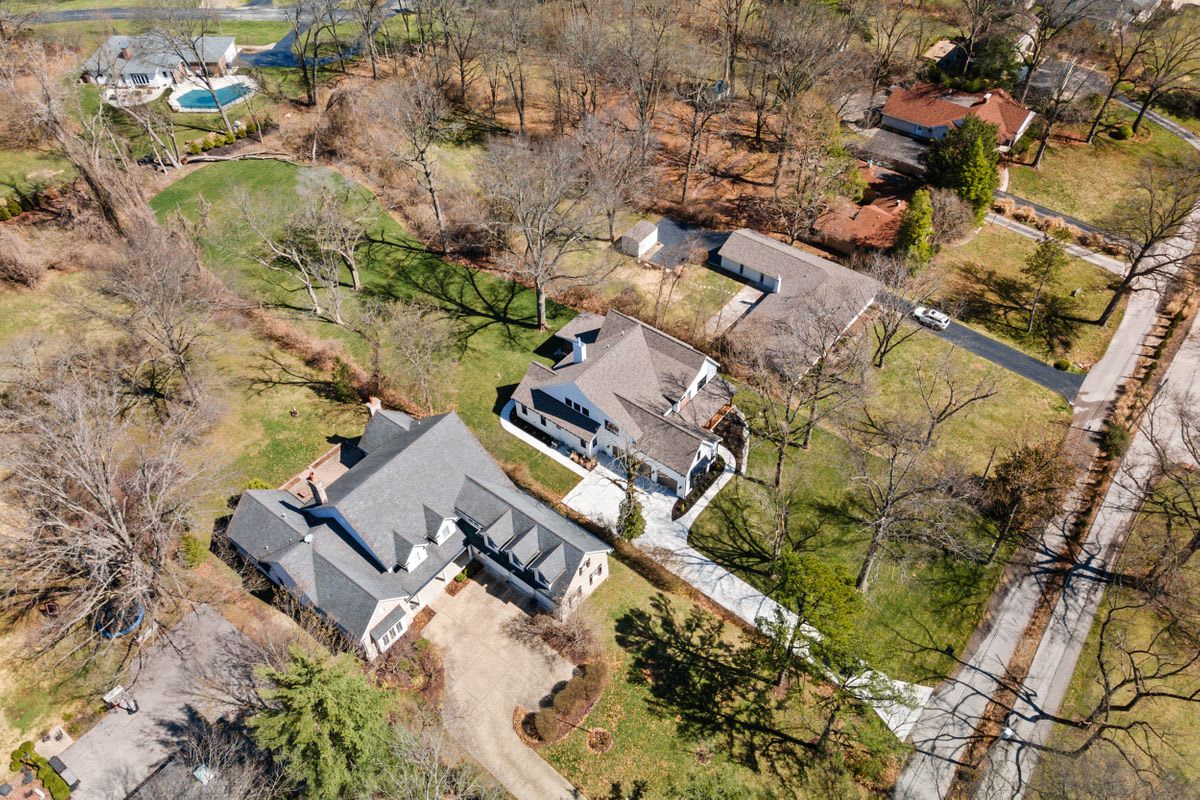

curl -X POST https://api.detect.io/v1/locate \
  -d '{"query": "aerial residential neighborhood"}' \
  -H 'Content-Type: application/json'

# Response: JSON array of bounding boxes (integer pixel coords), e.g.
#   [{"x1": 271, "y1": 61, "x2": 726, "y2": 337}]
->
[{"x1": 1, "y1": 0, "x2": 1200, "y2": 799}]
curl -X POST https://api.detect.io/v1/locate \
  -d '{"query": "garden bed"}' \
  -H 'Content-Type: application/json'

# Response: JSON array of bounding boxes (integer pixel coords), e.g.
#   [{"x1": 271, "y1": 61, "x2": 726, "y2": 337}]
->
[{"x1": 671, "y1": 455, "x2": 725, "y2": 520}]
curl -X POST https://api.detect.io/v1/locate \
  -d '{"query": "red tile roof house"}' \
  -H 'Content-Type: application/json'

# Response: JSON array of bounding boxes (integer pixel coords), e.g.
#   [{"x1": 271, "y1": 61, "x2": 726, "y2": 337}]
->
[
  {"x1": 815, "y1": 161, "x2": 910, "y2": 255},
  {"x1": 880, "y1": 83, "x2": 1036, "y2": 151}
]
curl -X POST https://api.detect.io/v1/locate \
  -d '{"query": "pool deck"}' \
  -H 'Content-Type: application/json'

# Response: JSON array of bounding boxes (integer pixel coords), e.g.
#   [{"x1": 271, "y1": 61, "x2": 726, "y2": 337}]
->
[{"x1": 166, "y1": 74, "x2": 258, "y2": 113}]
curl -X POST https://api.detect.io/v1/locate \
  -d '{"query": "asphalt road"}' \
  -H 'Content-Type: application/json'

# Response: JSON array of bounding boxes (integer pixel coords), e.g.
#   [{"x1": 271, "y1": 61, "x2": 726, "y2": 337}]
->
[{"x1": 896, "y1": 113, "x2": 1200, "y2": 798}]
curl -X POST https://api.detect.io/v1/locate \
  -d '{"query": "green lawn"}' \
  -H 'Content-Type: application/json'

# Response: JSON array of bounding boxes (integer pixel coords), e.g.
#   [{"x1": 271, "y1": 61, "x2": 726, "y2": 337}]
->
[
  {"x1": 0, "y1": 148, "x2": 74, "y2": 202},
  {"x1": 692, "y1": 330, "x2": 1069, "y2": 683},
  {"x1": 151, "y1": 159, "x2": 581, "y2": 498},
  {"x1": 543, "y1": 560, "x2": 904, "y2": 798},
  {"x1": 934, "y1": 226, "x2": 1125, "y2": 368},
  {"x1": 1007, "y1": 105, "x2": 1196, "y2": 229}
]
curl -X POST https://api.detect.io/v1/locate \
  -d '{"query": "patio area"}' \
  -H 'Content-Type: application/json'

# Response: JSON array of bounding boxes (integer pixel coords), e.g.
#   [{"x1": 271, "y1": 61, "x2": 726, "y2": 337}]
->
[{"x1": 166, "y1": 74, "x2": 258, "y2": 113}]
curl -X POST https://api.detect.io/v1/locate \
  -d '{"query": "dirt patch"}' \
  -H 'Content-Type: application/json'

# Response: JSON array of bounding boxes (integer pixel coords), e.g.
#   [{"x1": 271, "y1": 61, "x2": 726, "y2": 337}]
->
[{"x1": 586, "y1": 727, "x2": 613, "y2": 754}]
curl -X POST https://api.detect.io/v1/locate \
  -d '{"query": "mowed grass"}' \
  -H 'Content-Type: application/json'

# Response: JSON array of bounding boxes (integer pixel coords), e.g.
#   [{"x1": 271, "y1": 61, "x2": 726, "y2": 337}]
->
[
  {"x1": 542, "y1": 560, "x2": 903, "y2": 797},
  {"x1": 692, "y1": 330, "x2": 1069, "y2": 682},
  {"x1": 35, "y1": 18, "x2": 291, "y2": 51},
  {"x1": 934, "y1": 226, "x2": 1125, "y2": 368},
  {"x1": 151, "y1": 159, "x2": 581, "y2": 498},
  {"x1": 1007, "y1": 106, "x2": 1196, "y2": 228},
  {"x1": 0, "y1": 148, "x2": 74, "y2": 201}
]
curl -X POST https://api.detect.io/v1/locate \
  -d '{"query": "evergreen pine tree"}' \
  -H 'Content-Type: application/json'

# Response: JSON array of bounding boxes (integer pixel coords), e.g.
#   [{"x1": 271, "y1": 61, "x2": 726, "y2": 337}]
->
[
  {"x1": 250, "y1": 646, "x2": 391, "y2": 800},
  {"x1": 1021, "y1": 233, "x2": 1068, "y2": 334},
  {"x1": 926, "y1": 116, "x2": 1000, "y2": 219},
  {"x1": 895, "y1": 188, "x2": 935, "y2": 269}
]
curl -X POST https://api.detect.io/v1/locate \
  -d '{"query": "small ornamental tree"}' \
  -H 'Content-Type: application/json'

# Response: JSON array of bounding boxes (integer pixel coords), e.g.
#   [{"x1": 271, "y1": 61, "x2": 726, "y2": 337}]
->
[
  {"x1": 250, "y1": 647, "x2": 391, "y2": 800},
  {"x1": 1021, "y1": 233, "x2": 1068, "y2": 334},
  {"x1": 926, "y1": 116, "x2": 1000, "y2": 220},
  {"x1": 895, "y1": 188, "x2": 934, "y2": 269}
]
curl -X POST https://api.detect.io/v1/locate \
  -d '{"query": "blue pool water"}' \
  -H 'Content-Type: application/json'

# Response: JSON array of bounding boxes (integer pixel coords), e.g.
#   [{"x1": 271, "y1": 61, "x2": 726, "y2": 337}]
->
[{"x1": 175, "y1": 83, "x2": 252, "y2": 110}]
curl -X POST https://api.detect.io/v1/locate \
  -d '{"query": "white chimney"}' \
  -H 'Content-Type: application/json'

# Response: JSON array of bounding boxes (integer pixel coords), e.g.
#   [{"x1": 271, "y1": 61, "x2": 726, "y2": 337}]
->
[
  {"x1": 303, "y1": 533, "x2": 314, "y2": 544},
  {"x1": 306, "y1": 471, "x2": 328, "y2": 506},
  {"x1": 365, "y1": 396, "x2": 382, "y2": 417},
  {"x1": 572, "y1": 337, "x2": 587, "y2": 364},
  {"x1": 983, "y1": 92, "x2": 992, "y2": 102}
]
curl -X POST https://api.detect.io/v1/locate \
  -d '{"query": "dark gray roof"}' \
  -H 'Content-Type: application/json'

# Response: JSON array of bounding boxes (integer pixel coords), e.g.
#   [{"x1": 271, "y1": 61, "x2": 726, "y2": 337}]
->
[
  {"x1": 552, "y1": 312, "x2": 605, "y2": 344},
  {"x1": 227, "y1": 411, "x2": 610, "y2": 641}
]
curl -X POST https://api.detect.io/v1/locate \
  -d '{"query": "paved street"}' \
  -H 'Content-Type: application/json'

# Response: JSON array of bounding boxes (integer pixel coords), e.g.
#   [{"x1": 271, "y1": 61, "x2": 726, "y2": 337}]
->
[
  {"x1": 896, "y1": 112, "x2": 1200, "y2": 799},
  {"x1": 57, "y1": 605, "x2": 248, "y2": 800},
  {"x1": 984, "y1": 213, "x2": 1126, "y2": 275},
  {"x1": 976, "y1": 313, "x2": 1200, "y2": 799},
  {"x1": 423, "y1": 576, "x2": 580, "y2": 800}
]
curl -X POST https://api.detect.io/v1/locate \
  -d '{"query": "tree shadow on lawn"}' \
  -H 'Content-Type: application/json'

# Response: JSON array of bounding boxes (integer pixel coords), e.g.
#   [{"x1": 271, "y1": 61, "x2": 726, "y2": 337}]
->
[
  {"x1": 363, "y1": 235, "x2": 557, "y2": 349},
  {"x1": 615, "y1": 592, "x2": 821, "y2": 777},
  {"x1": 945, "y1": 262, "x2": 1090, "y2": 357},
  {"x1": 689, "y1": 482, "x2": 862, "y2": 588}
]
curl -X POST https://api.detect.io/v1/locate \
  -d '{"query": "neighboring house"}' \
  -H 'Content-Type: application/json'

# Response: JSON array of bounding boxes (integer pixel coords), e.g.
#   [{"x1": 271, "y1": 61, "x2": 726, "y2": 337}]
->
[
  {"x1": 616, "y1": 220, "x2": 659, "y2": 260},
  {"x1": 815, "y1": 162, "x2": 912, "y2": 256},
  {"x1": 717, "y1": 229, "x2": 882, "y2": 355},
  {"x1": 81, "y1": 35, "x2": 237, "y2": 87},
  {"x1": 227, "y1": 405, "x2": 612, "y2": 659},
  {"x1": 922, "y1": 40, "x2": 965, "y2": 72},
  {"x1": 512, "y1": 310, "x2": 735, "y2": 497},
  {"x1": 881, "y1": 83, "x2": 1035, "y2": 151}
]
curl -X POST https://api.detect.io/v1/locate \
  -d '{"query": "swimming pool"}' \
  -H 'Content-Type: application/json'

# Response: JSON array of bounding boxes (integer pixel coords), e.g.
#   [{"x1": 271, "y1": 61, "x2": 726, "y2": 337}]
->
[{"x1": 174, "y1": 82, "x2": 252, "y2": 111}]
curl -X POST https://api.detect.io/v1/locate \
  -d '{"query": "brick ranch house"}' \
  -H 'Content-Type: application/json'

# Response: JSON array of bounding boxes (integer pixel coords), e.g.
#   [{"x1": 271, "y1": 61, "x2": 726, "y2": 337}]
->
[
  {"x1": 881, "y1": 83, "x2": 1035, "y2": 151},
  {"x1": 226, "y1": 404, "x2": 611, "y2": 659}
]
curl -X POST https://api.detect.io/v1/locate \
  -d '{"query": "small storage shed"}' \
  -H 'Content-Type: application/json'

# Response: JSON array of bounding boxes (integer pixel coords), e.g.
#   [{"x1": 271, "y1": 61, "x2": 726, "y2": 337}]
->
[{"x1": 616, "y1": 220, "x2": 659, "y2": 259}]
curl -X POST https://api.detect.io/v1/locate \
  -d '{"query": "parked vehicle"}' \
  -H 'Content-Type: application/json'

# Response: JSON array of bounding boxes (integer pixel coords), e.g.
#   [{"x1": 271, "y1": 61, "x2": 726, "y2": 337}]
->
[{"x1": 912, "y1": 306, "x2": 951, "y2": 331}]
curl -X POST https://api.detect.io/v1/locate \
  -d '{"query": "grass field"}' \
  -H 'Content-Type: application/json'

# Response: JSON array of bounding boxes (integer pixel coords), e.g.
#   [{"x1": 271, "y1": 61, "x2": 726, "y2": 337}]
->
[
  {"x1": 691, "y1": 330, "x2": 1069, "y2": 682},
  {"x1": 934, "y1": 226, "x2": 1126, "y2": 368},
  {"x1": 1007, "y1": 105, "x2": 1196, "y2": 229},
  {"x1": 0, "y1": 148, "x2": 74, "y2": 202},
  {"x1": 151, "y1": 159, "x2": 582, "y2": 498},
  {"x1": 542, "y1": 560, "x2": 905, "y2": 798}
]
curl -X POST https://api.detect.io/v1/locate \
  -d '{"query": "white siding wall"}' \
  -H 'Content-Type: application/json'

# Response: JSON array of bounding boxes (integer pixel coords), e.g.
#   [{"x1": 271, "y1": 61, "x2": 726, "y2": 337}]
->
[{"x1": 718, "y1": 255, "x2": 781, "y2": 292}]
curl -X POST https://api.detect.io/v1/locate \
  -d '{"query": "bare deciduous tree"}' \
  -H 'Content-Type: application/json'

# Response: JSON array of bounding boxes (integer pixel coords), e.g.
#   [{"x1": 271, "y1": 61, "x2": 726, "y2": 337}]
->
[
  {"x1": 143, "y1": 0, "x2": 236, "y2": 134},
  {"x1": 0, "y1": 349, "x2": 209, "y2": 662},
  {"x1": 863, "y1": 253, "x2": 943, "y2": 368},
  {"x1": 378, "y1": 714, "x2": 507, "y2": 800},
  {"x1": 1086, "y1": 6, "x2": 1159, "y2": 143},
  {"x1": 611, "y1": 0, "x2": 683, "y2": 156},
  {"x1": 478, "y1": 135, "x2": 605, "y2": 329},
  {"x1": 956, "y1": 0, "x2": 1004, "y2": 76},
  {"x1": 372, "y1": 77, "x2": 457, "y2": 254},
  {"x1": 1130, "y1": 8, "x2": 1200, "y2": 132},
  {"x1": 1099, "y1": 159, "x2": 1200, "y2": 327},
  {"x1": 739, "y1": 293, "x2": 867, "y2": 489},
  {"x1": 353, "y1": 298, "x2": 457, "y2": 412},
  {"x1": 577, "y1": 115, "x2": 645, "y2": 243},
  {"x1": 90, "y1": 220, "x2": 223, "y2": 405}
]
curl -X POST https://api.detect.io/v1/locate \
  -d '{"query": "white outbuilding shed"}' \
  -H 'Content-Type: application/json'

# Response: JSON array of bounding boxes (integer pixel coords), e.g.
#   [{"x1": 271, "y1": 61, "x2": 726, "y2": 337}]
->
[{"x1": 616, "y1": 220, "x2": 659, "y2": 259}]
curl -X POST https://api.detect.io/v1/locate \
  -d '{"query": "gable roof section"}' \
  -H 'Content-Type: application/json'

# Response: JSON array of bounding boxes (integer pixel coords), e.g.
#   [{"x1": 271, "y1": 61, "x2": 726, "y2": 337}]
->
[
  {"x1": 882, "y1": 83, "x2": 1033, "y2": 143},
  {"x1": 227, "y1": 410, "x2": 611, "y2": 641}
]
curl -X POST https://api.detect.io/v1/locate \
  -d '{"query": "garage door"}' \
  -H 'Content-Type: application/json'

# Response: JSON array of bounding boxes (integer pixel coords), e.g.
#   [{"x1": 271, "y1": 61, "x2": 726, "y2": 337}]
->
[{"x1": 657, "y1": 472, "x2": 678, "y2": 491}]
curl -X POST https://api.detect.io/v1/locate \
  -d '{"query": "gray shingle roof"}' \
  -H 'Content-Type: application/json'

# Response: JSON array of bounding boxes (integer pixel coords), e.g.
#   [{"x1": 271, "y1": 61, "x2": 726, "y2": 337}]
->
[
  {"x1": 82, "y1": 34, "x2": 235, "y2": 79},
  {"x1": 227, "y1": 410, "x2": 610, "y2": 641},
  {"x1": 512, "y1": 310, "x2": 719, "y2": 472}
]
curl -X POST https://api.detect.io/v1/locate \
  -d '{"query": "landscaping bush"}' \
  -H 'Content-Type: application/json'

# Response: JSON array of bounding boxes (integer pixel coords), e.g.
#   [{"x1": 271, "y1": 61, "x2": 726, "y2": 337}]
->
[
  {"x1": 0, "y1": 228, "x2": 48, "y2": 287},
  {"x1": 617, "y1": 495, "x2": 645, "y2": 540},
  {"x1": 578, "y1": 660, "x2": 608, "y2": 702},
  {"x1": 1110, "y1": 124, "x2": 1132, "y2": 141},
  {"x1": 180, "y1": 534, "x2": 208, "y2": 568},
  {"x1": 533, "y1": 707, "x2": 559, "y2": 742},
  {"x1": 246, "y1": 120, "x2": 259, "y2": 135},
  {"x1": 9, "y1": 741, "x2": 34, "y2": 772},
  {"x1": 1012, "y1": 206, "x2": 1038, "y2": 224},
  {"x1": 0, "y1": 203, "x2": 10, "y2": 222},
  {"x1": 224, "y1": 132, "x2": 237, "y2": 145},
  {"x1": 1101, "y1": 421, "x2": 1131, "y2": 457},
  {"x1": 7, "y1": 197, "x2": 21, "y2": 216},
  {"x1": 235, "y1": 126, "x2": 248, "y2": 139},
  {"x1": 186, "y1": 140, "x2": 202, "y2": 156},
  {"x1": 671, "y1": 455, "x2": 726, "y2": 520},
  {"x1": 329, "y1": 358, "x2": 360, "y2": 404},
  {"x1": 992, "y1": 197, "x2": 1016, "y2": 216},
  {"x1": 244, "y1": 478, "x2": 273, "y2": 490},
  {"x1": 553, "y1": 679, "x2": 585, "y2": 714},
  {"x1": 10, "y1": 742, "x2": 70, "y2": 799},
  {"x1": 1053, "y1": 358, "x2": 1071, "y2": 371},
  {"x1": 1078, "y1": 230, "x2": 1106, "y2": 250}
]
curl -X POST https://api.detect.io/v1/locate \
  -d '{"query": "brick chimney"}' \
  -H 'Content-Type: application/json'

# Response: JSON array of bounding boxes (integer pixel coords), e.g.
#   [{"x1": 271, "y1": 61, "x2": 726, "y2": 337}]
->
[
  {"x1": 365, "y1": 396, "x2": 382, "y2": 417},
  {"x1": 305, "y1": 471, "x2": 328, "y2": 506},
  {"x1": 119, "y1": 47, "x2": 132, "y2": 60}
]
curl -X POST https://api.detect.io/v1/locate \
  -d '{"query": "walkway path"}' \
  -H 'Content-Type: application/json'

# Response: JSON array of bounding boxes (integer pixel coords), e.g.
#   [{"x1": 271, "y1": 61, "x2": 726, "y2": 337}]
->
[
  {"x1": 703, "y1": 283, "x2": 763, "y2": 338},
  {"x1": 559, "y1": 450, "x2": 934, "y2": 740},
  {"x1": 984, "y1": 213, "x2": 1126, "y2": 276}
]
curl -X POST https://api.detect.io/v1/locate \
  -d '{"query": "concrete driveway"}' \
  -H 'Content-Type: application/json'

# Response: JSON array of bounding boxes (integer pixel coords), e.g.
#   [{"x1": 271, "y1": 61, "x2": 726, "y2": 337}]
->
[
  {"x1": 423, "y1": 574, "x2": 581, "y2": 800},
  {"x1": 57, "y1": 605, "x2": 247, "y2": 800}
]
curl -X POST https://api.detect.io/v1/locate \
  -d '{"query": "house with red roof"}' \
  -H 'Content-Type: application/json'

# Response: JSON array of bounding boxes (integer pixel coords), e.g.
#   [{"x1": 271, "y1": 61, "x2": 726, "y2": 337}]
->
[
  {"x1": 880, "y1": 83, "x2": 1035, "y2": 151},
  {"x1": 815, "y1": 161, "x2": 912, "y2": 255}
]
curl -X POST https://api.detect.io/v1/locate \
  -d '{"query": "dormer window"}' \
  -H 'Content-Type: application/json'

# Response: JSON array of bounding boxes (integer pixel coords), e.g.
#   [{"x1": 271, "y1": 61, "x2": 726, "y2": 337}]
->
[
  {"x1": 403, "y1": 545, "x2": 427, "y2": 572},
  {"x1": 429, "y1": 517, "x2": 457, "y2": 546}
]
